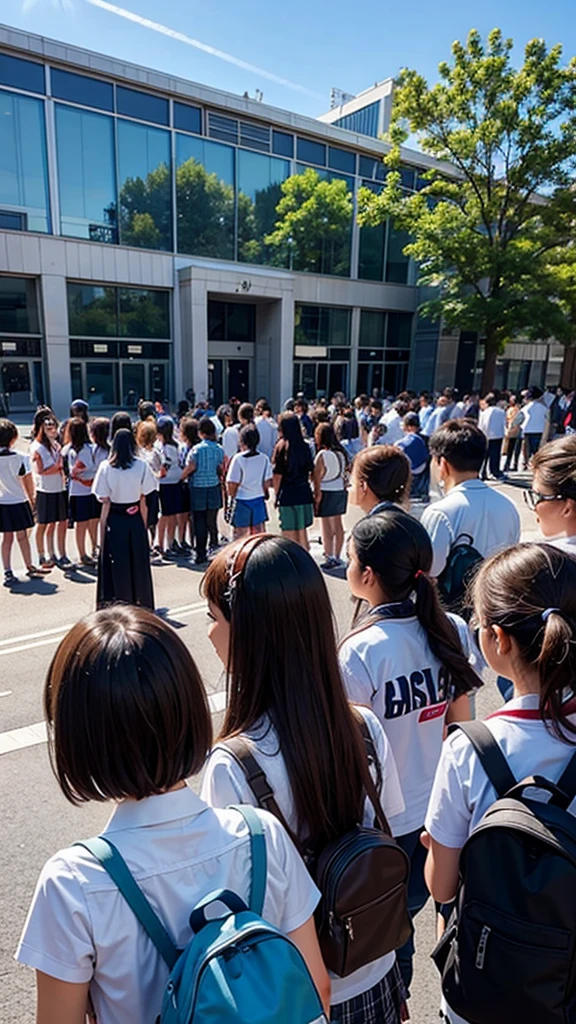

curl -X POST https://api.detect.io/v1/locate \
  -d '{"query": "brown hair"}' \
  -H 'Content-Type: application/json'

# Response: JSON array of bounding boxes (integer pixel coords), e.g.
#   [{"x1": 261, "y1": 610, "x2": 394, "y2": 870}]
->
[
  {"x1": 473, "y1": 543, "x2": 576, "y2": 742},
  {"x1": 135, "y1": 419, "x2": 158, "y2": 449},
  {"x1": 531, "y1": 434, "x2": 576, "y2": 499},
  {"x1": 64, "y1": 416, "x2": 90, "y2": 452},
  {"x1": 202, "y1": 536, "x2": 373, "y2": 849},
  {"x1": 0, "y1": 419, "x2": 18, "y2": 448},
  {"x1": 90, "y1": 417, "x2": 110, "y2": 451},
  {"x1": 180, "y1": 417, "x2": 199, "y2": 448},
  {"x1": 314, "y1": 422, "x2": 348, "y2": 462},
  {"x1": 353, "y1": 445, "x2": 411, "y2": 504},
  {"x1": 44, "y1": 605, "x2": 212, "y2": 803}
]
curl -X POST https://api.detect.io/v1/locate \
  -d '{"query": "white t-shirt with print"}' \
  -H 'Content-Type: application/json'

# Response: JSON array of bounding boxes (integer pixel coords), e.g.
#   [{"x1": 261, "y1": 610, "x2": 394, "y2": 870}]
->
[
  {"x1": 201, "y1": 705, "x2": 404, "y2": 1006},
  {"x1": 227, "y1": 451, "x2": 272, "y2": 500},
  {"x1": 93, "y1": 458, "x2": 158, "y2": 504},
  {"x1": 62, "y1": 443, "x2": 96, "y2": 498},
  {"x1": 16, "y1": 787, "x2": 319, "y2": 1024},
  {"x1": 0, "y1": 449, "x2": 31, "y2": 504},
  {"x1": 339, "y1": 611, "x2": 475, "y2": 837},
  {"x1": 30, "y1": 440, "x2": 65, "y2": 494}
]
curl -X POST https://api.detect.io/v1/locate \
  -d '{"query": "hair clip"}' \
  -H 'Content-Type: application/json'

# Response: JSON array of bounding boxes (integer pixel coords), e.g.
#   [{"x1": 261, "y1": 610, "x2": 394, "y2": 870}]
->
[
  {"x1": 542, "y1": 607, "x2": 561, "y2": 623},
  {"x1": 414, "y1": 569, "x2": 426, "y2": 581}
]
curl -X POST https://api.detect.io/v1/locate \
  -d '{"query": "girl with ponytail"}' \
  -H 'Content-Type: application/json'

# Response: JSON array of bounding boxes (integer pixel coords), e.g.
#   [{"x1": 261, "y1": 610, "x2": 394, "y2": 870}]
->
[{"x1": 340, "y1": 507, "x2": 481, "y2": 992}]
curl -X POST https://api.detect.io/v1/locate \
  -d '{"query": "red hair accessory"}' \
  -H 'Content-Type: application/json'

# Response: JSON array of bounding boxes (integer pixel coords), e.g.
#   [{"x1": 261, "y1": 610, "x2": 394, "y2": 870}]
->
[{"x1": 415, "y1": 570, "x2": 426, "y2": 580}]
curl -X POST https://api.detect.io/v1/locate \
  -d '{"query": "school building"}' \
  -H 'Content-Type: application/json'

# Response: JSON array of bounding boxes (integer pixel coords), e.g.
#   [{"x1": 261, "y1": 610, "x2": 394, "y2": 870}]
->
[{"x1": 0, "y1": 25, "x2": 565, "y2": 417}]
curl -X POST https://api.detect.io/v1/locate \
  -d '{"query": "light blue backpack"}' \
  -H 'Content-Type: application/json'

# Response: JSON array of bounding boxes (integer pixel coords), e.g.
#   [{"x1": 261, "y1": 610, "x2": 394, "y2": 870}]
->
[{"x1": 77, "y1": 805, "x2": 326, "y2": 1024}]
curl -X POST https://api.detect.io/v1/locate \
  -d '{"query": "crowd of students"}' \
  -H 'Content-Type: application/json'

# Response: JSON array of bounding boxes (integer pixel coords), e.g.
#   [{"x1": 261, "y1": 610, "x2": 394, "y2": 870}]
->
[{"x1": 9, "y1": 376, "x2": 576, "y2": 1023}]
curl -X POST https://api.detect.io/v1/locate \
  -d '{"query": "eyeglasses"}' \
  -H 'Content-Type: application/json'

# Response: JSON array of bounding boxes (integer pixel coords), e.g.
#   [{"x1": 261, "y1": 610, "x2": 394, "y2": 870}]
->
[{"x1": 523, "y1": 488, "x2": 567, "y2": 511}]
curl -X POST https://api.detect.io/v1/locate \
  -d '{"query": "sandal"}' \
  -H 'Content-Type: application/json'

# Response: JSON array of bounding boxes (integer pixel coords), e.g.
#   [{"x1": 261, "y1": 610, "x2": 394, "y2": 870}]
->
[
  {"x1": 26, "y1": 565, "x2": 45, "y2": 578},
  {"x1": 39, "y1": 555, "x2": 55, "y2": 570}
]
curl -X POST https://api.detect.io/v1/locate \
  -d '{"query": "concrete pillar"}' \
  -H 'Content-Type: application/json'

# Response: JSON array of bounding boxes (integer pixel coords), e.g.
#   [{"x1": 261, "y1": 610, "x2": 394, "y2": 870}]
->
[
  {"x1": 349, "y1": 306, "x2": 361, "y2": 396},
  {"x1": 41, "y1": 274, "x2": 71, "y2": 418},
  {"x1": 179, "y1": 273, "x2": 208, "y2": 404}
]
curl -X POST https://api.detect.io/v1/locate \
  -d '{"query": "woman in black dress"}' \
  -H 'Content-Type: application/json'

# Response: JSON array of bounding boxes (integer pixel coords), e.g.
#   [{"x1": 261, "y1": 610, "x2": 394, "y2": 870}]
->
[{"x1": 92, "y1": 429, "x2": 158, "y2": 610}]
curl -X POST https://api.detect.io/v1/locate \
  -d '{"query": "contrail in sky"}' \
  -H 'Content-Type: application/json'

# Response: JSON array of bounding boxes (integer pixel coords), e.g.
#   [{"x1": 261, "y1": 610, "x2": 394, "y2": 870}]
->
[{"x1": 84, "y1": 0, "x2": 324, "y2": 100}]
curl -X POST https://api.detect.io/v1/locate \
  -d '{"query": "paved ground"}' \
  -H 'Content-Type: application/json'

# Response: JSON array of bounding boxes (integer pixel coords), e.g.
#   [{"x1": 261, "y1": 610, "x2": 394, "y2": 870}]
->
[{"x1": 0, "y1": 474, "x2": 537, "y2": 1023}]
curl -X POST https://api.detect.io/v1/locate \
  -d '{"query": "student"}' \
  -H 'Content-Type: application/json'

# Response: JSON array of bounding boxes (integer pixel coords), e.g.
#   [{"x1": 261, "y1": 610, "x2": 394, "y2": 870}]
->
[
  {"x1": 0, "y1": 419, "x2": 46, "y2": 585},
  {"x1": 135, "y1": 419, "x2": 162, "y2": 552},
  {"x1": 478, "y1": 393, "x2": 506, "y2": 481},
  {"x1": 182, "y1": 417, "x2": 224, "y2": 566},
  {"x1": 201, "y1": 534, "x2": 407, "y2": 1023},
  {"x1": 294, "y1": 397, "x2": 314, "y2": 439},
  {"x1": 110, "y1": 410, "x2": 132, "y2": 437},
  {"x1": 519, "y1": 385, "x2": 549, "y2": 460},
  {"x1": 92, "y1": 429, "x2": 157, "y2": 610},
  {"x1": 155, "y1": 415, "x2": 184, "y2": 559},
  {"x1": 221, "y1": 402, "x2": 255, "y2": 464},
  {"x1": 339, "y1": 510, "x2": 480, "y2": 991},
  {"x1": 421, "y1": 420, "x2": 520, "y2": 579},
  {"x1": 395, "y1": 413, "x2": 430, "y2": 502},
  {"x1": 312, "y1": 422, "x2": 348, "y2": 569},
  {"x1": 349, "y1": 445, "x2": 411, "y2": 516},
  {"x1": 526, "y1": 433, "x2": 576, "y2": 552},
  {"x1": 272, "y1": 412, "x2": 314, "y2": 550},
  {"x1": 16, "y1": 604, "x2": 329, "y2": 1024},
  {"x1": 254, "y1": 400, "x2": 278, "y2": 459},
  {"x1": 226, "y1": 424, "x2": 272, "y2": 539},
  {"x1": 62, "y1": 417, "x2": 99, "y2": 567},
  {"x1": 90, "y1": 417, "x2": 110, "y2": 470},
  {"x1": 30, "y1": 409, "x2": 70, "y2": 569},
  {"x1": 177, "y1": 417, "x2": 200, "y2": 554},
  {"x1": 423, "y1": 543, "x2": 576, "y2": 1024}
]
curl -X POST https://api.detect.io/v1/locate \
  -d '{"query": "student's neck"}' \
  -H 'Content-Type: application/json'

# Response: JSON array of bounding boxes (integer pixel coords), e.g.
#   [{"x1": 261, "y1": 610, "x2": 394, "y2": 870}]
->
[{"x1": 443, "y1": 470, "x2": 478, "y2": 492}]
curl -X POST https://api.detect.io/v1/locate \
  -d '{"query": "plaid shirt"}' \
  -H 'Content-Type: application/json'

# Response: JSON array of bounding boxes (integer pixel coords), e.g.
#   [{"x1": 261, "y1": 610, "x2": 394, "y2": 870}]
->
[{"x1": 187, "y1": 439, "x2": 223, "y2": 488}]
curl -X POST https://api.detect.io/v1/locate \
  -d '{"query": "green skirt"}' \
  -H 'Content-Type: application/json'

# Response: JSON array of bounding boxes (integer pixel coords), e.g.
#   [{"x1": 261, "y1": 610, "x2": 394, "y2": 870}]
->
[{"x1": 278, "y1": 502, "x2": 314, "y2": 531}]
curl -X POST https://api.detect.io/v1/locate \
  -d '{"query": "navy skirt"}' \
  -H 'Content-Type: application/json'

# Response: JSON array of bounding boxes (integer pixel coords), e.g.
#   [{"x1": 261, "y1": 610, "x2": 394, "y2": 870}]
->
[
  {"x1": 69, "y1": 494, "x2": 100, "y2": 523},
  {"x1": 159, "y1": 482, "x2": 185, "y2": 516},
  {"x1": 0, "y1": 501, "x2": 34, "y2": 534},
  {"x1": 37, "y1": 490, "x2": 68, "y2": 524},
  {"x1": 146, "y1": 490, "x2": 160, "y2": 529}
]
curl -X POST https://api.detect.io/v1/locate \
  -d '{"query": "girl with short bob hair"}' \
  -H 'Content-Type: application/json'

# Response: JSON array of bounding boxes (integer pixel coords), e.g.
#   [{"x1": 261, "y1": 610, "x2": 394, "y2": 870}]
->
[
  {"x1": 349, "y1": 445, "x2": 411, "y2": 516},
  {"x1": 17, "y1": 605, "x2": 329, "y2": 1023},
  {"x1": 424, "y1": 544, "x2": 576, "y2": 1024},
  {"x1": 527, "y1": 433, "x2": 576, "y2": 553},
  {"x1": 340, "y1": 508, "x2": 480, "y2": 991},
  {"x1": 226, "y1": 424, "x2": 272, "y2": 539},
  {"x1": 272, "y1": 412, "x2": 314, "y2": 549},
  {"x1": 30, "y1": 408, "x2": 70, "y2": 569},
  {"x1": 201, "y1": 534, "x2": 408, "y2": 1022}
]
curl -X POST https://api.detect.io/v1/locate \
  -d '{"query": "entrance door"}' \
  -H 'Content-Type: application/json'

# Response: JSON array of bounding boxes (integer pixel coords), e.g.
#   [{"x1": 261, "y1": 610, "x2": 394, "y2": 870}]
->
[
  {"x1": 227, "y1": 360, "x2": 249, "y2": 403},
  {"x1": 0, "y1": 361, "x2": 35, "y2": 412},
  {"x1": 208, "y1": 359, "x2": 250, "y2": 406},
  {"x1": 121, "y1": 362, "x2": 146, "y2": 409}
]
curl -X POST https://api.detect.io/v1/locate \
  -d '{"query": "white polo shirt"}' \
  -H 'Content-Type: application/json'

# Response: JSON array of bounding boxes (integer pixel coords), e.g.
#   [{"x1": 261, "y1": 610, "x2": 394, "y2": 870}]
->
[
  {"x1": 226, "y1": 451, "x2": 272, "y2": 499},
  {"x1": 420, "y1": 478, "x2": 521, "y2": 578},
  {"x1": 16, "y1": 787, "x2": 319, "y2": 1024},
  {"x1": 93, "y1": 458, "x2": 158, "y2": 504},
  {"x1": 30, "y1": 440, "x2": 65, "y2": 494},
  {"x1": 478, "y1": 406, "x2": 506, "y2": 440},
  {"x1": 201, "y1": 705, "x2": 404, "y2": 1006},
  {"x1": 0, "y1": 449, "x2": 31, "y2": 503},
  {"x1": 521, "y1": 399, "x2": 549, "y2": 435},
  {"x1": 255, "y1": 416, "x2": 278, "y2": 459},
  {"x1": 222, "y1": 425, "x2": 241, "y2": 460}
]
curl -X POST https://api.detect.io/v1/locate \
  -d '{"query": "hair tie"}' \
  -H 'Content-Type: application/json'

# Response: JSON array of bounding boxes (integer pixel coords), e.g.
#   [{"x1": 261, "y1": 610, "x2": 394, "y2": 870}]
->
[
  {"x1": 542, "y1": 608, "x2": 561, "y2": 623},
  {"x1": 415, "y1": 570, "x2": 426, "y2": 581}
]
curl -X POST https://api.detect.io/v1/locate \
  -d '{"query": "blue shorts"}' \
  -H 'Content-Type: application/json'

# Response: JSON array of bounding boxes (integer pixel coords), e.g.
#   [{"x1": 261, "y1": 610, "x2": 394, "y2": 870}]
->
[{"x1": 232, "y1": 496, "x2": 268, "y2": 528}]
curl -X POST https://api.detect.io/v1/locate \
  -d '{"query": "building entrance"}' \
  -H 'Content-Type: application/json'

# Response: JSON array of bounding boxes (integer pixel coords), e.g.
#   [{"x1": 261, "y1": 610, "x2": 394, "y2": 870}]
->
[
  {"x1": 208, "y1": 359, "x2": 250, "y2": 407},
  {"x1": 0, "y1": 359, "x2": 44, "y2": 414}
]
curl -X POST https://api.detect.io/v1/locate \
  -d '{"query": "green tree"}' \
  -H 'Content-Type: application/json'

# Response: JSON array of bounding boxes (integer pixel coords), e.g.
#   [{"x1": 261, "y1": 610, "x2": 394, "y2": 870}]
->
[
  {"x1": 176, "y1": 158, "x2": 235, "y2": 260},
  {"x1": 119, "y1": 163, "x2": 172, "y2": 250},
  {"x1": 358, "y1": 29, "x2": 576, "y2": 390},
  {"x1": 266, "y1": 168, "x2": 353, "y2": 276}
]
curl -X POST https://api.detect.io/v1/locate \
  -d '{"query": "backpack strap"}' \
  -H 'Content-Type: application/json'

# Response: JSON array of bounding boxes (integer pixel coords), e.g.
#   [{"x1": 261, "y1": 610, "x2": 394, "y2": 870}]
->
[
  {"x1": 554, "y1": 750, "x2": 576, "y2": 808},
  {"x1": 229, "y1": 804, "x2": 267, "y2": 917},
  {"x1": 354, "y1": 711, "x2": 393, "y2": 837},
  {"x1": 222, "y1": 738, "x2": 296, "y2": 841},
  {"x1": 75, "y1": 837, "x2": 179, "y2": 970},
  {"x1": 451, "y1": 721, "x2": 517, "y2": 798}
]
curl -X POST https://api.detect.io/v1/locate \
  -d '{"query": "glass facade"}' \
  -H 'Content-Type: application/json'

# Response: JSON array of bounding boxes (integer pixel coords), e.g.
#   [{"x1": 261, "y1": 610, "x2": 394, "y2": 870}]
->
[
  {"x1": 334, "y1": 101, "x2": 380, "y2": 137},
  {"x1": 0, "y1": 274, "x2": 44, "y2": 413},
  {"x1": 55, "y1": 105, "x2": 117, "y2": 242},
  {"x1": 117, "y1": 120, "x2": 172, "y2": 250},
  {"x1": 237, "y1": 151, "x2": 291, "y2": 265},
  {"x1": 0, "y1": 90, "x2": 50, "y2": 233},
  {"x1": 0, "y1": 276, "x2": 39, "y2": 333},
  {"x1": 295, "y1": 305, "x2": 351, "y2": 347},
  {"x1": 176, "y1": 135, "x2": 235, "y2": 259},
  {"x1": 68, "y1": 284, "x2": 170, "y2": 339},
  {"x1": 357, "y1": 310, "x2": 413, "y2": 395},
  {"x1": 208, "y1": 301, "x2": 255, "y2": 342}
]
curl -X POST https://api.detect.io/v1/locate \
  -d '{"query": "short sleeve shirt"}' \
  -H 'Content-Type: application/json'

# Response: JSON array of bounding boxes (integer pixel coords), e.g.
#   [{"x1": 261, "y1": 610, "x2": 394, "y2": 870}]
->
[
  {"x1": 62, "y1": 444, "x2": 96, "y2": 498},
  {"x1": 30, "y1": 440, "x2": 65, "y2": 494},
  {"x1": 187, "y1": 440, "x2": 224, "y2": 488},
  {"x1": 272, "y1": 444, "x2": 313, "y2": 507},
  {"x1": 0, "y1": 449, "x2": 30, "y2": 504},
  {"x1": 227, "y1": 451, "x2": 272, "y2": 499},
  {"x1": 92, "y1": 458, "x2": 158, "y2": 503}
]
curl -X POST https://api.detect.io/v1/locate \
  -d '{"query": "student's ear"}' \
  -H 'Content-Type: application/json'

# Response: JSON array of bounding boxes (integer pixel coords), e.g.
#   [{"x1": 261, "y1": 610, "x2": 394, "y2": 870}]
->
[{"x1": 492, "y1": 625, "x2": 513, "y2": 656}]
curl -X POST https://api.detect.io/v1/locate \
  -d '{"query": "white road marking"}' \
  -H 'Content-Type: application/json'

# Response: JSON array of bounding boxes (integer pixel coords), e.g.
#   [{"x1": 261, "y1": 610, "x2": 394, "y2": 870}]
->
[{"x1": 0, "y1": 688, "x2": 227, "y2": 757}]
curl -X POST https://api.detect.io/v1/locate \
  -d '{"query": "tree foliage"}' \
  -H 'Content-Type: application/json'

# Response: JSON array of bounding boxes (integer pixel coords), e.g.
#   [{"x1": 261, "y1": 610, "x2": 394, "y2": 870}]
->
[
  {"x1": 358, "y1": 28, "x2": 576, "y2": 388},
  {"x1": 265, "y1": 168, "x2": 353, "y2": 276}
]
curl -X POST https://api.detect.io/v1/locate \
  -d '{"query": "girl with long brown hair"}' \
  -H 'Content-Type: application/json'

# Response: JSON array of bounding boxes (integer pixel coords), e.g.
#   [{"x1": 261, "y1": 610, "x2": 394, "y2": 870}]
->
[
  {"x1": 312, "y1": 422, "x2": 349, "y2": 569},
  {"x1": 201, "y1": 534, "x2": 408, "y2": 1023}
]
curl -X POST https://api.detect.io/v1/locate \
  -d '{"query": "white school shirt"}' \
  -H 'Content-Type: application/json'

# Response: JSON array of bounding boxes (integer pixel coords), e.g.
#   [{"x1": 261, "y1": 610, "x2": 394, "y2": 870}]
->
[
  {"x1": 549, "y1": 534, "x2": 576, "y2": 554},
  {"x1": 93, "y1": 458, "x2": 158, "y2": 504},
  {"x1": 420, "y1": 479, "x2": 521, "y2": 578},
  {"x1": 16, "y1": 787, "x2": 320, "y2": 1024},
  {"x1": 255, "y1": 416, "x2": 278, "y2": 458},
  {"x1": 226, "y1": 451, "x2": 272, "y2": 499},
  {"x1": 478, "y1": 406, "x2": 506, "y2": 440},
  {"x1": 222, "y1": 424, "x2": 241, "y2": 460},
  {"x1": 339, "y1": 611, "x2": 473, "y2": 838},
  {"x1": 201, "y1": 705, "x2": 404, "y2": 1006},
  {"x1": 380, "y1": 408, "x2": 403, "y2": 444},
  {"x1": 0, "y1": 449, "x2": 31, "y2": 503},
  {"x1": 138, "y1": 445, "x2": 162, "y2": 475},
  {"x1": 155, "y1": 441, "x2": 182, "y2": 485},
  {"x1": 315, "y1": 450, "x2": 346, "y2": 492},
  {"x1": 92, "y1": 444, "x2": 110, "y2": 470},
  {"x1": 62, "y1": 443, "x2": 96, "y2": 498},
  {"x1": 521, "y1": 399, "x2": 549, "y2": 435},
  {"x1": 29, "y1": 440, "x2": 65, "y2": 494}
]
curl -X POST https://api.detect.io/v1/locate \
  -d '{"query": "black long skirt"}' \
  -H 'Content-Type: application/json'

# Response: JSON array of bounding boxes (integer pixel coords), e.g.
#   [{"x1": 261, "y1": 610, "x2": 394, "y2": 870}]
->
[{"x1": 97, "y1": 503, "x2": 154, "y2": 610}]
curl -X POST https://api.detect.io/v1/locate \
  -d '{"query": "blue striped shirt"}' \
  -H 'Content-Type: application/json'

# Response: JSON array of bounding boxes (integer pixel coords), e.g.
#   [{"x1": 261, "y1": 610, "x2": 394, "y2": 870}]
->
[{"x1": 187, "y1": 439, "x2": 223, "y2": 488}]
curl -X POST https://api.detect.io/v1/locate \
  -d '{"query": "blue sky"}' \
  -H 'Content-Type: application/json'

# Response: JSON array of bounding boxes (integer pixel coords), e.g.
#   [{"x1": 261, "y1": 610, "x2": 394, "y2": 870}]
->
[{"x1": 2, "y1": 0, "x2": 576, "y2": 119}]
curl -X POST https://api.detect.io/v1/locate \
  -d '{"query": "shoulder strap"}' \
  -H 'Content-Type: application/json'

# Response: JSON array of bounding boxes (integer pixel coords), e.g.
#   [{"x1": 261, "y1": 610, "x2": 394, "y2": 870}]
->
[
  {"x1": 354, "y1": 711, "x2": 392, "y2": 836},
  {"x1": 75, "y1": 837, "x2": 179, "y2": 969},
  {"x1": 222, "y1": 738, "x2": 296, "y2": 841},
  {"x1": 229, "y1": 804, "x2": 267, "y2": 916},
  {"x1": 451, "y1": 721, "x2": 517, "y2": 798},
  {"x1": 555, "y1": 750, "x2": 576, "y2": 804}
]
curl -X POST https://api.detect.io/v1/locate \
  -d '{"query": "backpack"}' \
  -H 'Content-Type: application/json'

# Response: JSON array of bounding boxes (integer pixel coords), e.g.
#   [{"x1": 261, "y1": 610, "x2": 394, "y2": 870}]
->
[
  {"x1": 223, "y1": 716, "x2": 412, "y2": 978},
  {"x1": 436, "y1": 532, "x2": 483, "y2": 619},
  {"x1": 432, "y1": 721, "x2": 576, "y2": 1024},
  {"x1": 76, "y1": 805, "x2": 327, "y2": 1024}
]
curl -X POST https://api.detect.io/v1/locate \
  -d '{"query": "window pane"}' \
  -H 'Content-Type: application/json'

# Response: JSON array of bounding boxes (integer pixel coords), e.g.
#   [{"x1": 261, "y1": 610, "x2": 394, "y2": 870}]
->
[
  {"x1": 359, "y1": 310, "x2": 386, "y2": 348},
  {"x1": 387, "y1": 312, "x2": 413, "y2": 348},
  {"x1": 239, "y1": 121, "x2": 270, "y2": 153},
  {"x1": 329, "y1": 308, "x2": 351, "y2": 346},
  {"x1": 116, "y1": 86, "x2": 169, "y2": 125},
  {"x1": 86, "y1": 362, "x2": 116, "y2": 406},
  {"x1": 208, "y1": 112, "x2": 238, "y2": 145},
  {"x1": 67, "y1": 284, "x2": 118, "y2": 337},
  {"x1": 71, "y1": 362, "x2": 83, "y2": 399},
  {"x1": 0, "y1": 54, "x2": 44, "y2": 94},
  {"x1": 0, "y1": 91, "x2": 50, "y2": 233},
  {"x1": 208, "y1": 301, "x2": 225, "y2": 341},
  {"x1": 225, "y1": 303, "x2": 255, "y2": 342},
  {"x1": 295, "y1": 305, "x2": 321, "y2": 346},
  {"x1": 121, "y1": 362, "x2": 146, "y2": 407},
  {"x1": 386, "y1": 224, "x2": 411, "y2": 283},
  {"x1": 399, "y1": 165, "x2": 416, "y2": 190},
  {"x1": 118, "y1": 288, "x2": 170, "y2": 339},
  {"x1": 328, "y1": 146, "x2": 355, "y2": 174},
  {"x1": 287, "y1": 168, "x2": 352, "y2": 276},
  {"x1": 272, "y1": 130, "x2": 293, "y2": 157},
  {"x1": 117, "y1": 120, "x2": 172, "y2": 250},
  {"x1": 51, "y1": 69, "x2": 113, "y2": 111},
  {"x1": 237, "y1": 150, "x2": 290, "y2": 266},
  {"x1": 296, "y1": 137, "x2": 326, "y2": 166},
  {"x1": 0, "y1": 277, "x2": 39, "y2": 333},
  {"x1": 359, "y1": 223, "x2": 385, "y2": 281},
  {"x1": 174, "y1": 102, "x2": 202, "y2": 134},
  {"x1": 176, "y1": 135, "x2": 234, "y2": 259},
  {"x1": 56, "y1": 105, "x2": 116, "y2": 242},
  {"x1": 334, "y1": 101, "x2": 380, "y2": 137}
]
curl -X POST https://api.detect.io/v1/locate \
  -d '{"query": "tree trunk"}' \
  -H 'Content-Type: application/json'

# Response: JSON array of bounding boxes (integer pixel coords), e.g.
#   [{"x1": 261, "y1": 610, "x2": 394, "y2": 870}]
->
[
  {"x1": 560, "y1": 345, "x2": 576, "y2": 390},
  {"x1": 480, "y1": 345, "x2": 498, "y2": 394}
]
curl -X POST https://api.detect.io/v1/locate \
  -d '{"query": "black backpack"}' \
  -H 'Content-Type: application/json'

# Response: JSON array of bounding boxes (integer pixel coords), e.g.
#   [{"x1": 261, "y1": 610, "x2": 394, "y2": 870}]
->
[
  {"x1": 436, "y1": 533, "x2": 483, "y2": 619},
  {"x1": 432, "y1": 721, "x2": 576, "y2": 1024}
]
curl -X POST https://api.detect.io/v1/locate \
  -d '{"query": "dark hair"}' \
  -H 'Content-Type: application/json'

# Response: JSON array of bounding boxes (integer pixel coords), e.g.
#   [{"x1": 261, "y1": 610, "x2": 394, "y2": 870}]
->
[
  {"x1": 157, "y1": 417, "x2": 178, "y2": 448},
  {"x1": 180, "y1": 417, "x2": 199, "y2": 448},
  {"x1": 0, "y1": 419, "x2": 18, "y2": 448},
  {"x1": 473, "y1": 544, "x2": 576, "y2": 742},
  {"x1": 202, "y1": 536, "x2": 374, "y2": 848},
  {"x1": 90, "y1": 417, "x2": 110, "y2": 451},
  {"x1": 531, "y1": 434, "x2": 576, "y2": 500},
  {"x1": 276, "y1": 411, "x2": 310, "y2": 472},
  {"x1": 43, "y1": 605, "x2": 212, "y2": 803},
  {"x1": 217, "y1": 404, "x2": 232, "y2": 429},
  {"x1": 295, "y1": 398, "x2": 309, "y2": 414},
  {"x1": 238, "y1": 402, "x2": 254, "y2": 424},
  {"x1": 370, "y1": 399, "x2": 383, "y2": 413},
  {"x1": 257, "y1": 400, "x2": 272, "y2": 415},
  {"x1": 315, "y1": 422, "x2": 349, "y2": 462},
  {"x1": 111, "y1": 411, "x2": 132, "y2": 437},
  {"x1": 109, "y1": 428, "x2": 136, "y2": 469},
  {"x1": 353, "y1": 445, "x2": 411, "y2": 504},
  {"x1": 33, "y1": 407, "x2": 58, "y2": 452},
  {"x1": 70, "y1": 400, "x2": 89, "y2": 422},
  {"x1": 199, "y1": 416, "x2": 216, "y2": 439},
  {"x1": 239, "y1": 424, "x2": 260, "y2": 454},
  {"x1": 335, "y1": 412, "x2": 359, "y2": 442},
  {"x1": 483, "y1": 392, "x2": 497, "y2": 407},
  {"x1": 349, "y1": 511, "x2": 480, "y2": 696},
  {"x1": 403, "y1": 412, "x2": 420, "y2": 430},
  {"x1": 65, "y1": 416, "x2": 90, "y2": 452},
  {"x1": 138, "y1": 400, "x2": 156, "y2": 421},
  {"x1": 429, "y1": 419, "x2": 487, "y2": 473}
]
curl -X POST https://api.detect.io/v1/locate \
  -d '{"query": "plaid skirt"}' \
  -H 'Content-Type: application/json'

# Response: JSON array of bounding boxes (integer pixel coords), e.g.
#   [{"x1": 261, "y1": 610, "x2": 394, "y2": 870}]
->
[{"x1": 331, "y1": 962, "x2": 407, "y2": 1024}]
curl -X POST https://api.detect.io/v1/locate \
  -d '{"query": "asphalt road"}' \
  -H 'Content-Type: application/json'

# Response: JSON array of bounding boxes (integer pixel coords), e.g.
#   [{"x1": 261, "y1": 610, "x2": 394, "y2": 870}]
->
[{"x1": 0, "y1": 478, "x2": 537, "y2": 1024}]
